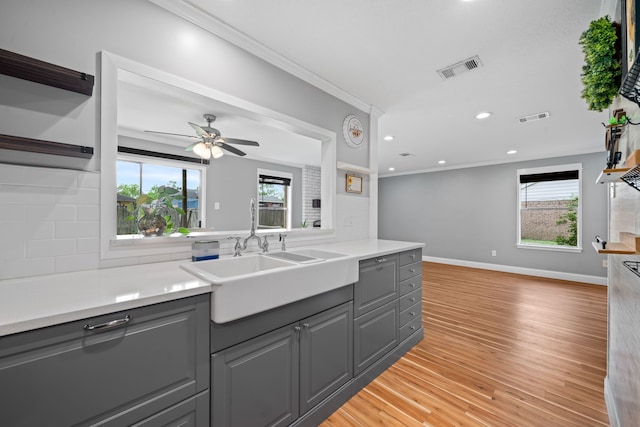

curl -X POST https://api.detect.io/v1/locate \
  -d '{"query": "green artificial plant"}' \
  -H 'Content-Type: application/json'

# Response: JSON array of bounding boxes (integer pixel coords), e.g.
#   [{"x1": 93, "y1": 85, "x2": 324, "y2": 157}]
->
[{"x1": 579, "y1": 15, "x2": 621, "y2": 112}]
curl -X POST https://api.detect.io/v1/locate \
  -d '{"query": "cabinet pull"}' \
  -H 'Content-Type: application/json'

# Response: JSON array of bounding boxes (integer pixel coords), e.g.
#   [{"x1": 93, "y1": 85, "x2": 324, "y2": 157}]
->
[
  {"x1": 294, "y1": 326, "x2": 301, "y2": 332},
  {"x1": 409, "y1": 268, "x2": 415, "y2": 273},
  {"x1": 410, "y1": 326, "x2": 416, "y2": 330},
  {"x1": 302, "y1": 323, "x2": 310, "y2": 329},
  {"x1": 375, "y1": 257, "x2": 386, "y2": 263},
  {"x1": 410, "y1": 312, "x2": 416, "y2": 316},
  {"x1": 409, "y1": 283, "x2": 416, "y2": 288},
  {"x1": 410, "y1": 298, "x2": 416, "y2": 302},
  {"x1": 410, "y1": 254, "x2": 416, "y2": 259},
  {"x1": 84, "y1": 315, "x2": 131, "y2": 332}
]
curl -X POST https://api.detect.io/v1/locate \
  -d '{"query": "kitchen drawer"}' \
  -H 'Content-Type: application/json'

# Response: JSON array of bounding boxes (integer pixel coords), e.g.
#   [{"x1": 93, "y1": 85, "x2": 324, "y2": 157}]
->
[
  {"x1": 399, "y1": 302, "x2": 421, "y2": 327},
  {"x1": 399, "y1": 288, "x2": 422, "y2": 312},
  {"x1": 399, "y1": 248, "x2": 421, "y2": 266},
  {"x1": 353, "y1": 300, "x2": 398, "y2": 375},
  {"x1": 132, "y1": 391, "x2": 209, "y2": 427},
  {"x1": 399, "y1": 275, "x2": 421, "y2": 296},
  {"x1": 0, "y1": 295, "x2": 210, "y2": 427},
  {"x1": 354, "y1": 254, "x2": 398, "y2": 317},
  {"x1": 399, "y1": 261, "x2": 421, "y2": 282},
  {"x1": 399, "y1": 316, "x2": 422, "y2": 342}
]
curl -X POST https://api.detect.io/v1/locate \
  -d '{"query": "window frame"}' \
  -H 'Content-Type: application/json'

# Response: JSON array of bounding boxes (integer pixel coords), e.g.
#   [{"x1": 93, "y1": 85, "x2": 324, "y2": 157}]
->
[
  {"x1": 116, "y1": 152, "x2": 207, "y2": 237},
  {"x1": 516, "y1": 163, "x2": 583, "y2": 253},
  {"x1": 257, "y1": 168, "x2": 293, "y2": 230}
]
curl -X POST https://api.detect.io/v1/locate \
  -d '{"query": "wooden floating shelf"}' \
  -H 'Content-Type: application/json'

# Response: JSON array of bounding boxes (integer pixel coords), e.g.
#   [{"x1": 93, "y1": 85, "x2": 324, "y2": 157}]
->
[
  {"x1": 0, "y1": 48, "x2": 94, "y2": 96},
  {"x1": 0, "y1": 134, "x2": 93, "y2": 159},
  {"x1": 596, "y1": 168, "x2": 630, "y2": 184},
  {"x1": 592, "y1": 232, "x2": 640, "y2": 254},
  {"x1": 337, "y1": 161, "x2": 370, "y2": 175}
]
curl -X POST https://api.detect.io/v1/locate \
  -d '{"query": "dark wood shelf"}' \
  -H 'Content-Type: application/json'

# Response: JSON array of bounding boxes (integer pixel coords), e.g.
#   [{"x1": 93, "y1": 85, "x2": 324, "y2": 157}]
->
[
  {"x1": 0, "y1": 134, "x2": 93, "y2": 159},
  {"x1": 0, "y1": 48, "x2": 94, "y2": 96}
]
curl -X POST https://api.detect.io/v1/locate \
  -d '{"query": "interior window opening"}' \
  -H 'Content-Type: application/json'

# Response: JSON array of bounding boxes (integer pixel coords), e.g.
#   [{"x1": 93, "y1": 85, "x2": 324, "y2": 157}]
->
[{"x1": 258, "y1": 172, "x2": 292, "y2": 230}]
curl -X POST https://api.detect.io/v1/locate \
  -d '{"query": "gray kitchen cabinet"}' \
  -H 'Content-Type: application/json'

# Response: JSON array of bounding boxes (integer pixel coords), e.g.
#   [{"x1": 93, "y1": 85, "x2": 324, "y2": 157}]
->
[
  {"x1": 353, "y1": 300, "x2": 399, "y2": 375},
  {"x1": 0, "y1": 295, "x2": 210, "y2": 427},
  {"x1": 398, "y1": 248, "x2": 423, "y2": 343},
  {"x1": 211, "y1": 301, "x2": 353, "y2": 427},
  {"x1": 353, "y1": 254, "x2": 398, "y2": 317}
]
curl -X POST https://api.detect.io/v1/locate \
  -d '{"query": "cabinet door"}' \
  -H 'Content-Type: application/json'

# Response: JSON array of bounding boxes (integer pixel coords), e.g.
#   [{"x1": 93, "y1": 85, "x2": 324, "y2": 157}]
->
[
  {"x1": 211, "y1": 325, "x2": 299, "y2": 427},
  {"x1": 0, "y1": 295, "x2": 209, "y2": 427},
  {"x1": 353, "y1": 300, "x2": 399, "y2": 375},
  {"x1": 299, "y1": 302, "x2": 353, "y2": 414},
  {"x1": 354, "y1": 255, "x2": 398, "y2": 317}
]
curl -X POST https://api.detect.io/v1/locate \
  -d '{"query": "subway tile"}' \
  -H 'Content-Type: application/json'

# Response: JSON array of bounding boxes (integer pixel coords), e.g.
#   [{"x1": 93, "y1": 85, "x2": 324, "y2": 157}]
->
[
  {"x1": 26, "y1": 204, "x2": 76, "y2": 222},
  {"x1": 55, "y1": 221, "x2": 99, "y2": 239},
  {"x1": 0, "y1": 164, "x2": 26, "y2": 185},
  {"x1": 0, "y1": 257, "x2": 55, "y2": 280},
  {"x1": 100, "y1": 257, "x2": 140, "y2": 269},
  {"x1": 77, "y1": 171, "x2": 100, "y2": 189},
  {"x1": 77, "y1": 205, "x2": 99, "y2": 221},
  {"x1": 25, "y1": 168, "x2": 78, "y2": 188},
  {"x1": 77, "y1": 237, "x2": 99, "y2": 254},
  {"x1": 0, "y1": 205, "x2": 26, "y2": 221},
  {"x1": 21, "y1": 221, "x2": 55, "y2": 240},
  {"x1": 27, "y1": 239, "x2": 76, "y2": 258},
  {"x1": 138, "y1": 253, "x2": 174, "y2": 264},
  {"x1": 55, "y1": 188, "x2": 99, "y2": 205},
  {"x1": 0, "y1": 239, "x2": 26, "y2": 261},
  {"x1": 0, "y1": 185, "x2": 56, "y2": 205},
  {"x1": 55, "y1": 253, "x2": 100, "y2": 274}
]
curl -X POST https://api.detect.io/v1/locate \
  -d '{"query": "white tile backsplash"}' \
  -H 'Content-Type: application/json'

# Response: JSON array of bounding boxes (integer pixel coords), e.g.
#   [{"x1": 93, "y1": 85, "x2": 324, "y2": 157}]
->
[{"x1": 0, "y1": 164, "x2": 100, "y2": 280}]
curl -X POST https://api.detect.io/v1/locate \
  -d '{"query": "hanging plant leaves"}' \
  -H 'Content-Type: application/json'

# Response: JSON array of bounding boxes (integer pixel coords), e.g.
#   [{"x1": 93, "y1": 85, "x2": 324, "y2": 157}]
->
[{"x1": 579, "y1": 15, "x2": 621, "y2": 112}]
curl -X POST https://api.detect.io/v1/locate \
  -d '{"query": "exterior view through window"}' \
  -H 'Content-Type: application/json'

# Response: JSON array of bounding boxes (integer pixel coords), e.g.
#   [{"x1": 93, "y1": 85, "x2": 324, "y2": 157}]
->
[
  {"x1": 258, "y1": 172, "x2": 291, "y2": 230},
  {"x1": 517, "y1": 164, "x2": 582, "y2": 251},
  {"x1": 116, "y1": 158, "x2": 203, "y2": 236}
]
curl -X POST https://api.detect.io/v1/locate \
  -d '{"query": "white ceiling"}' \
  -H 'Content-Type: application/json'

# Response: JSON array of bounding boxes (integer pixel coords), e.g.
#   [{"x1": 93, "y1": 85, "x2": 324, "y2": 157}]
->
[{"x1": 149, "y1": 0, "x2": 612, "y2": 175}]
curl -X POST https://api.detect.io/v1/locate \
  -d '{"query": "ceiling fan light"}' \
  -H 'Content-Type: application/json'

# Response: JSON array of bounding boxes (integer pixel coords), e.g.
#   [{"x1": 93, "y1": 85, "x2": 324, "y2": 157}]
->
[
  {"x1": 210, "y1": 145, "x2": 224, "y2": 159},
  {"x1": 193, "y1": 142, "x2": 208, "y2": 158}
]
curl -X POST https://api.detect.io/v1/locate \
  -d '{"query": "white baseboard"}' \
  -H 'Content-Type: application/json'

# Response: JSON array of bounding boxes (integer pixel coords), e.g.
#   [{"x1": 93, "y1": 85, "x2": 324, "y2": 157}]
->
[
  {"x1": 422, "y1": 256, "x2": 608, "y2": 286},
  {"x1": 604, "y1": 377, "x2": 619, "y2": 427}
]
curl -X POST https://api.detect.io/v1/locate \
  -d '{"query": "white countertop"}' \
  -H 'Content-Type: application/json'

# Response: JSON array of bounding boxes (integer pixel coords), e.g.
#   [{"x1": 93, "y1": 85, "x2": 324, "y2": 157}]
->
[{"x1": 0, "y1": 239, "x2": 422, "y2": 337}]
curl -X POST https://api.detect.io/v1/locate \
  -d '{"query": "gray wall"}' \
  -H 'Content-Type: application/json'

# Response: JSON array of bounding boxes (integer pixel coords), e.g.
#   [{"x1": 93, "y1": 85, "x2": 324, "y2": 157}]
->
[
  {"x1": 205, "y1": 156, "x2": 302, "y2": 231},
  {"x1": 379, "y1": 152, "x2": 608, "y2": 278}
]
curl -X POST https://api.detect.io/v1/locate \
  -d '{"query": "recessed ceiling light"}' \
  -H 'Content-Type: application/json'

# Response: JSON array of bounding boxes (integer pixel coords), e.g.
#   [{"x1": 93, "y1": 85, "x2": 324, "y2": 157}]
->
[
  {"x1": 438, "y1": 160, "x2": 446, "y2": 164},
  {"x1": 388, "y1": 167, "x2": 395, "y2": 171},
  {"x1": 507, "y1": 150, "x2": 518, "y2": 155},
  {"x1": 384, "y1": 135, "x2": 394, "y2": 141},
  {"x1": 476, "y1": 112, "x2": 492, "y2": 119}
]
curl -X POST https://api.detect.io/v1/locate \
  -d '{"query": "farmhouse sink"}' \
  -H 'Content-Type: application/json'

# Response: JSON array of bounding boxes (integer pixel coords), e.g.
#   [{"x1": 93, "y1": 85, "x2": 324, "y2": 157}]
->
[
  {"x1": 180, "y1": 250, "x2": 358, "y2": 323},
  {"x1": 262, "y1": 249, "x2": 348, "y2": 263}
]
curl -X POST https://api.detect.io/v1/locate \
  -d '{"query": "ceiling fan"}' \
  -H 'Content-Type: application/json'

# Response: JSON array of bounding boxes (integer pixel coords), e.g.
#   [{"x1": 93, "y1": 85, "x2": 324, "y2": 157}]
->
[{"x1": 145, "y1": 113, "x2": 260, "y2": 159}]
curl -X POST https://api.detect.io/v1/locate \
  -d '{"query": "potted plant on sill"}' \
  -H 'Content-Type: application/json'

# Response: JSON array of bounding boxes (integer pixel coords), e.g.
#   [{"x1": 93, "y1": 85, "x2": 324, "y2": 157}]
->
[
  {"x1": 126, "y1": 186, "x2": 190, "y2": 236},
  {"x1": 579, "y1": 15, "x2": 621, "y2": 112}
]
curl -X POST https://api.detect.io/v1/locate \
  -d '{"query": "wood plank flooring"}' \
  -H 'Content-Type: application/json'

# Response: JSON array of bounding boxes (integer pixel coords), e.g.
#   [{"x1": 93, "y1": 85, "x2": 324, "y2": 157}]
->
[{"x1": 321, "y1": 262, "x2": 609, "y2": 427}]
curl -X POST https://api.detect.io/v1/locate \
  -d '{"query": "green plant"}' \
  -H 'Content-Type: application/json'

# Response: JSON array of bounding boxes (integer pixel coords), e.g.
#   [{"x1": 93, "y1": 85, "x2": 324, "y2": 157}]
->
[
  {"x1": 126, "y1": 186, "x2": 190, "y2": 235},
  {"x1": 609, "y1": 115, "x2": 628, "y2": 125},
  {"x1": 301, "y1": 219, "x2": 308, "y2": 228},
  {"x1": 579, "y1": 15, "x2": 621, "y2": 112},
  {"x1": 555, "y1": 196, "x2": 578, "y2": 246}
]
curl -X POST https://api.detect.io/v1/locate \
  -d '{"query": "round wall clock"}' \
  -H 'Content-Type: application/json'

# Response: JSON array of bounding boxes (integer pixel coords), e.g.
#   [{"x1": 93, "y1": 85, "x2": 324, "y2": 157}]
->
[{"x1": 343, "y1": 114, "x2": 365, "y2": 148}]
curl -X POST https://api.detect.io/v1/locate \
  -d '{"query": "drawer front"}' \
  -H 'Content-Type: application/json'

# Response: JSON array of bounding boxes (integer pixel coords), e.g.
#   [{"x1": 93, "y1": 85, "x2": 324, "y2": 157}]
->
[
  {"x1": 353, "y1": 301, "x2": 398, "y2": 375},
  {"x1": 399, "y1": 275, "x2": 421, "y2": 296},
  {"x1": 399, "y1": 316, "x2": 422, "y2": 342},
  {"x1": 399, "y1": 288, "x2": 422, "y2": 312},
  {"x1": 399, "y1": 248, "x2": 422, "y2": 266},
  {"x1": 399, "y1": 302, "x2": 422, "y2": 327},
  {"x1": 0, "y1": 295, "x2": 210, "y2": 427},
  {"x1": 399, "y1": 261, "x2": 421, "y2": 282},
  {"x1": 354, "y1": 254, "x2": 398, "y2": 317},
  {"x1": 132, "y1": 391, "x2": 209, "y2": 427}
]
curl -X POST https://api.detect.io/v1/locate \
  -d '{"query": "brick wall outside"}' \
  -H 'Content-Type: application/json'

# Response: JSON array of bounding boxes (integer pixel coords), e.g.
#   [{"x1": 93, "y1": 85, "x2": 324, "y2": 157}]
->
[{"x1": 521, "y1": 199, "x2": 572, "y2": 241}]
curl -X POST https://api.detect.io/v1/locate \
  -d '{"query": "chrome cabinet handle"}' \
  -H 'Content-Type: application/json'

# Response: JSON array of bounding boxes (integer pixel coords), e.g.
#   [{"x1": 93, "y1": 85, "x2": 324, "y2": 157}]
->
[
  {"x1": 410, "y1": 326, "x2": 416, "y2": 330},
  {"x1": 409, "y1": 283, "x2": 416, "y2": 288},
  {"x1": 410, "y1": 298, "x2": 416, "y2": 302},
  {"x1": 410, "y1": 311, "x2": 416, "y2": 316},
  {"x1": 375, "y1": 257, "x2": 386, "y2": 263},
  {"x1": 302, "y1": 323, "x2": 310, "y2": 329},
  {"x1": 409, "y1": 268, "x2": 415, "y2": 273},
  {"x1": 294, "y1": 326, "x2": 301, "y2": 332},
  {"x1": 84, "y1": 315, "x2": 131, "y2": 332},
  {"x1": 410, "y1": 254, "x2": 416, "y2": 259}
]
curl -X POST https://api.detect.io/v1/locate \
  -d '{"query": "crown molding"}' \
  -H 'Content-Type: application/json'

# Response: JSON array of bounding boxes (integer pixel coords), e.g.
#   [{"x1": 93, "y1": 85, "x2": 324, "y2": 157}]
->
[{"x1": 147, "y1": 0, "x2": 376, "y2": 114}]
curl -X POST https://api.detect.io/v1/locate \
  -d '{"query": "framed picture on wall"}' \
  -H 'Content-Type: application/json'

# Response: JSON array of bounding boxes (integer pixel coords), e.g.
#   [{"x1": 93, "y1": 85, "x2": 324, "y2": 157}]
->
[
  {"x1": 346, "y1": 174, "x2": 362, "y2": 194},
  {"x1": 622, "y1": 0, "x2": 640, "y2": 80}
]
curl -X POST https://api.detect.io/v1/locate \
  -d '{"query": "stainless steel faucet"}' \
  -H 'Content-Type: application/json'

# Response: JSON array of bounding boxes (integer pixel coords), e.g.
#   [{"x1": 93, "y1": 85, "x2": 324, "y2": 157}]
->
[{"x1": 230, "y1": 198, "x2": 272, "y2": 256}]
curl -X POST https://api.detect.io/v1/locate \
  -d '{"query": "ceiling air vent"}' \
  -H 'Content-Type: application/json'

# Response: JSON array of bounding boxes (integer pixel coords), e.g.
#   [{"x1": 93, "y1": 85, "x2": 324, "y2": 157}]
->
[
  {"x1": 517, "y1": 111, "x2": 550, "y2": 123},
  {"x1": 436, "y1": 55, "x2": 483, "y2": 80}
]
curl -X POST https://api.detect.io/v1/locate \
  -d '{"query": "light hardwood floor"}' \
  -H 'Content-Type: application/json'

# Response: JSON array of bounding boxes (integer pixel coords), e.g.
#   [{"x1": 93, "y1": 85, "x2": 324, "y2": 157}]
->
[{"x1": 321, "y1": 262, "x2": 609, "y2": 427}]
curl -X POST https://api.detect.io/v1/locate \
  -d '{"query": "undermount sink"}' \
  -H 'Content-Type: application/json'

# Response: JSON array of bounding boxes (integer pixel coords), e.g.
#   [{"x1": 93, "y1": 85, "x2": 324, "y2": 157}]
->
[{"x1": 180, "y1": 249, "x2": 358, "y2": 324}]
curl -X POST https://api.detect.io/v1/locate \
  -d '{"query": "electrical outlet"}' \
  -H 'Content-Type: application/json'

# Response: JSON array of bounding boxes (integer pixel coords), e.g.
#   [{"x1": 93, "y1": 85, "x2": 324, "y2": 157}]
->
[
  {"x1": 603, "y1": 259, "x2": 608, "y2": 268},
  {"x1": 214, "y1": 202, "x2": 220, "y2": 210},
  {"x1": 491, "y1": 250, "x2": 497, "y2": 257}
]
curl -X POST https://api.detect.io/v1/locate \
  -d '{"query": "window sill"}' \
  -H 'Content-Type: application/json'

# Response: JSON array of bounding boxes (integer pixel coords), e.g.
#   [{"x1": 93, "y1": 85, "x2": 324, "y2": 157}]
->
[{"x1": 517, "y1": 243, "x2": 583, "y2": 253}]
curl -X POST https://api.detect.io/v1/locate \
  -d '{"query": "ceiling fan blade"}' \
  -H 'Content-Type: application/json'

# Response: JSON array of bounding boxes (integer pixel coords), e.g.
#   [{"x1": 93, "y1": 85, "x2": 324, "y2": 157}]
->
[
  {"x1": 219, "y1": 142, "x2": 247, "y2": 156},
  {"x1": 188, "y1": 122, "x2": 209, "y2": 138},
  {"x1": 145, "y1": 130, "x2": 198, "y2": 139},
  {"x1": 219, "y1": 137, "x2": 260, "y2": 146},
  {"x1": 184, "y1": 141, "x2": 200, "y2": 151}
]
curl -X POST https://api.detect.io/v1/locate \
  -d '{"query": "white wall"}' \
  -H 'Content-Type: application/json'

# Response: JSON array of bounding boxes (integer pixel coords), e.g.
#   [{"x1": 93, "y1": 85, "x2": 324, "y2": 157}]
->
[{"x1": 0, "y1": 0, "x2": 372, "y2": 280}]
